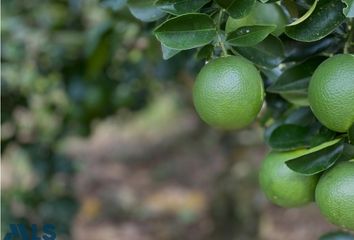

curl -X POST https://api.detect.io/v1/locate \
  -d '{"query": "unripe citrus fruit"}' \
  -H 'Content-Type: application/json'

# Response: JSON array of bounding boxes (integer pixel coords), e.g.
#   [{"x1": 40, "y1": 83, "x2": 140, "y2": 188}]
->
[
  {"x1": 315, "y1": 161, "x2": 354, "y2": 231},
  {"x1": 308, "y1": 54, "x2": 354, "y2": 132},
  {"x1": 226, "y1": 2, "x2": 288, "y2": 36},
  {"x1": 193, "y1": 56, "x2": 264, "y2": 129},
  {"x1": 259, "y1": 151, "x2": 319, "y2": 208}
]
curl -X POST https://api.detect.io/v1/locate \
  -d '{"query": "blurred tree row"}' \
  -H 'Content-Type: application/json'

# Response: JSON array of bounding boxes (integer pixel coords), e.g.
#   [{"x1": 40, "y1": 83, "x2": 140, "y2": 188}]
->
[{"x1": 1, "y1": 0, "x2": 199, "y2": 237}]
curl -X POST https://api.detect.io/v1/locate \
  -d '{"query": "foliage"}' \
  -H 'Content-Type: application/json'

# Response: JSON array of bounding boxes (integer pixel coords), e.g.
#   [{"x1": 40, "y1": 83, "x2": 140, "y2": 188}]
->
[
  {"x1": 105, "y1": 0, "x2": 354, "y2": 235},
  {"x1": 106, "y1": 0, "x2": 354, "y2": 183}
]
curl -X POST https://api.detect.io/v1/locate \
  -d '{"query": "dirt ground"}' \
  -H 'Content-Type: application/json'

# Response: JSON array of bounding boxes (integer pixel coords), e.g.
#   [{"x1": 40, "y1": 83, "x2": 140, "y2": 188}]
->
[{"x1": 64, "y1": 94, "x2": 337, "y2": 240}]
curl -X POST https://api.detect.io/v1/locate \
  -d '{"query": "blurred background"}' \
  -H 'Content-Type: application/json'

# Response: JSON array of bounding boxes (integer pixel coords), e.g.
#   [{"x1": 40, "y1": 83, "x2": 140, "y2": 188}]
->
[{"x1": 1, "y1": 0, "x2": 338, "y2": 239}]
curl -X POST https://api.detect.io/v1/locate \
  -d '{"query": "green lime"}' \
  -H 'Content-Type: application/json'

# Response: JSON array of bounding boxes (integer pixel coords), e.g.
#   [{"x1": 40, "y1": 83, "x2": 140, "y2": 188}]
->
[
  {"x1": 316, "y1": 161, "x2": 354, "y2": 231},
  {"x1": 193, "y1": 56, "x2": 264, "y2": 129},
  {"x1": 308, "y1": 54, "x2": 354, "y2": 132},
  {"x1": 259, "y1": 150, "x2": 319, "y2": 208}
]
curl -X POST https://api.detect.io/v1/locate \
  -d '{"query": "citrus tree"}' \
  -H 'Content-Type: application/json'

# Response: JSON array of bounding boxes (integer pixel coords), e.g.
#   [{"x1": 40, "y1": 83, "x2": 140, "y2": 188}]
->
[{"x1": 103, "y1": 0, "x2": 354, "y2": 235}]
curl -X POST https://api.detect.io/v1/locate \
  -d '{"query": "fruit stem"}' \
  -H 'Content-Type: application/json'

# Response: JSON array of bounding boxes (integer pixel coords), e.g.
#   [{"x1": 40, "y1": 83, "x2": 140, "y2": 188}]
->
[
  {"x1": 217, "y1": 10, "x2": 228, "y2": 57},
  {"x1": 344, "y1": 18, "x2": 354, "y2": 54}
]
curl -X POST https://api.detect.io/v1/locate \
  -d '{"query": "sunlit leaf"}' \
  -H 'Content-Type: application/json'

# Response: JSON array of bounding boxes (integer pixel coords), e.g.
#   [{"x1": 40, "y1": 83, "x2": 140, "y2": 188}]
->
[
  {"x1": 285, "y1": 0, "x2": 346, "y2": 42},
  {"x1": 154, "y1": 13, "x2": 216, "y2": 50},
  {"x1": 161, "y1": 44, "x2": 180, "y2": 60},
  {"x1": 286, "y1": 139, "x2": 344, "y2": 175},
  {"x1": 227, "y1": 25, "x2": 276, "y2": 47},
  {"x1": 342, "y1": 0, "x2": 354, "y2": 17}
]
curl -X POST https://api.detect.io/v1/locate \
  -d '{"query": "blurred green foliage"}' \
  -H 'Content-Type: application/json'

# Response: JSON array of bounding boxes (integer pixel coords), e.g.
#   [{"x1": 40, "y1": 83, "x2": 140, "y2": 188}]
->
[{"x1": 1, "y1": 0, "x2": 200, "y2": 238}]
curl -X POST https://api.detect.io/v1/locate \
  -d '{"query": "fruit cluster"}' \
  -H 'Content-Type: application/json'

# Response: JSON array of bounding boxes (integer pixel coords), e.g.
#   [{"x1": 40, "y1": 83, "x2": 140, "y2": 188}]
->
[
  {"x1": 193, "y1": 54, "x2": 354, "y2": 231},
  {"x1": 110, "y1": 0, "x2": 354, "y2": 233}
]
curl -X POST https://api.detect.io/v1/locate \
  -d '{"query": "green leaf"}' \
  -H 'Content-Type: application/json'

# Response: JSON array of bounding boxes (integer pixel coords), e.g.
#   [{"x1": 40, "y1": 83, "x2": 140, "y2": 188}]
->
[
  {"x1": 309, "y1": 126, "x2": 336, "y2": 148},
  {"x1": 128, "y1": 0, "x2": 166, "y2": 22},
  {"x1": 280, "y1": 92, "x2": 309, "y2": 106},
  {"x1": 320, "y1": 231, "x2": 354, "y2": 240},
  {"x1": 269, "y1": 124, "x2": 315, "y2": 150},
  {"x1": 233, "y1": 35, "x2": 284, "y2": 68},
  {"x1": 154, "y1": 13, "x2": 216, "y2": 50},
  {"x1": 155, "y1": 0, "x2": 210, "y2": 15},
  {"x1": 196, "y1": 44, "x2": 214, "y2": 60},
  {"x1": 226, "y1": 25, "x2": 276, "y2": 47},
  {"x1": 342, "y1": 0, "x2": 354, "y2": 17},
  {"x1": 215, "y1": 0, "x2": 255, "y2": 19},
  {"x1": 339, "y1": 143, "x2": 354, "y2": 161},
  {"x1": 225, "y1": 2, "x2": 288, "y2": 36},
  {"x1": 268, "y1": 56, "x2": 327, "y2": 106},
  {"x1": 264, "y1": 107, "x2": 313, "y2": 144},
  {"x1": 161, "y1": 44, "x2": 180, "y2": 60},
  {"x1": 349, "y1": 122, "x2": 354, "y2": 144},
  {"x1": 287, "y1": 0, "x2": 318, "y2": 26},
  {"x1": 100, "y1": 0, "x2": 127, "y2": 10},
  {"x1": 283, "y1": 36, "x2": 335, "y2": 62},
  {"x1": 285, "y1": 0, "x2": 346, "y2": 42},
  {"x1": 284, "y1": 107, "x2": 316, "y2": 126},
  {"x1": 268, "y1": 56, "x2": 326, "y2": 94},
  {"x1": 286, "y1": 138, "x2": 344, "y2": 175}
]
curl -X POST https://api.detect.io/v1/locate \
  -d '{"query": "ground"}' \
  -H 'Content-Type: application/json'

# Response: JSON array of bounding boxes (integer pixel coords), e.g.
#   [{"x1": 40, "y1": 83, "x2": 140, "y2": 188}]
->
[{"x1": 63, "y1": 93, "x2": 335, "y2": 240}]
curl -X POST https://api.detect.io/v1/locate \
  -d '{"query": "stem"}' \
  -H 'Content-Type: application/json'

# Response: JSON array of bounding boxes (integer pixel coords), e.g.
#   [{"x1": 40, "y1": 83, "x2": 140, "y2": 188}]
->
[
  {"x1": 344, "y1": 18, "x2": 354, "y2": 54},
  {"x1": 217, "y1": 10, "x2": 228, "y2": 57}
]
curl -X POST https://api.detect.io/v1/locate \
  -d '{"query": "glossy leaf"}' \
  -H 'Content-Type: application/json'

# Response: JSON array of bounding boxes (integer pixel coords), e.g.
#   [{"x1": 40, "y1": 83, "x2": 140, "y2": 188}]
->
[
  {"x1": 287, "y1": 0, "x2": 318, "y2": 26},
  {"x1": 283, "y1": 36, "x2": 335, "y2": 62},
  {"x1": 286, "y1": 138, "x2": 344, "y2": 175},
  {"x1": 161, "y1": 44, "x2": 180, "y2": 60},
  {"x1": 339, "y1": 143, "x2": 354, "y2": 161},
  {"x1": 280, "y1": 92, "x2": 309, "y2": 106},
  {"x1": 233, "y1": 35, "x2": 284, "y2": 68},
  {"x1": 269, "y1": 124, "x2": 314, "y2": 150},
  {"x1": 227, "y1": 25, "x2": 276, "y2": 47},
  {"x1": 284, "y1": 107, "x2": 316, "y2": 126},
  {"x1": 128, "y1": 0, "x2": 166, "y2": 22},
  {"x1": 215, "y1": 0, "x2": 255, "y2": 19},
  {"x1": 225, "y1": 2, "x2": 288, "y2": 36},
  {"x1": 283, "y1": 0, "x2": 299, "y2": 18},
  {"x1": 309, "y1": 126, "x2": 336, "y2": 148},
  {"x1": 267, "y1": 56, "x2": 326, "y2": 94},
  {"x1": 155, "y1": 0, "x2": 210, "y2": 15},
  {"x1": 285, "y1": 0, "x2": 346, "y2": 42},
  {"x1": 342, "y1": 0, "x2": 354, "y2": 17},
  {"x1": 196, "y1": 44, "x2": 214, "y2": 60},
  {"x1": 154, "y1": 13, "x2": 216, "y2": 50},
  {"x1": 100, "y1": 0, "x2": 127, "y2": 10},
  {"x1": 268, "y1": 56, "x2": 327, "y2": 106}
]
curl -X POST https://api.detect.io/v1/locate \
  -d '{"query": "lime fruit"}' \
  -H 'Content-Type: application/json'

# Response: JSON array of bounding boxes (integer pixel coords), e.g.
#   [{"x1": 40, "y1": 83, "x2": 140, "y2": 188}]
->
[
  {"x1": 308, "y1": 54, "x2": 354, "y2": 132},
  {"x1": 193, "y1": 56, "x2": 264, "y2": 129},
  {"x1": 315, "y1": 161, "x2": 354, "y2": 231},
  {"x1": 226, "y1": 2, "x2": 288, "y2": 36},
  {"x1": 259, "y1": 151, "x2": 319, "y2": 208}
]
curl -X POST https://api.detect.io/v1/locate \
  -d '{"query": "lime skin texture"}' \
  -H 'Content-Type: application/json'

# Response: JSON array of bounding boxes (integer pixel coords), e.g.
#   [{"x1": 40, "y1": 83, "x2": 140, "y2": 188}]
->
[
  {"x1": 316, "y1": 161, "x2": 354, "y2": 231},
  {"x1": 259, "y1": 150, "x2": 319, "y2": 208},
  {"x1": 308, "y1": 54, "x2": 354, "y2": 133},
  {"x1": 193, "y1": 56, "x2": 264, "y2": 130}
]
